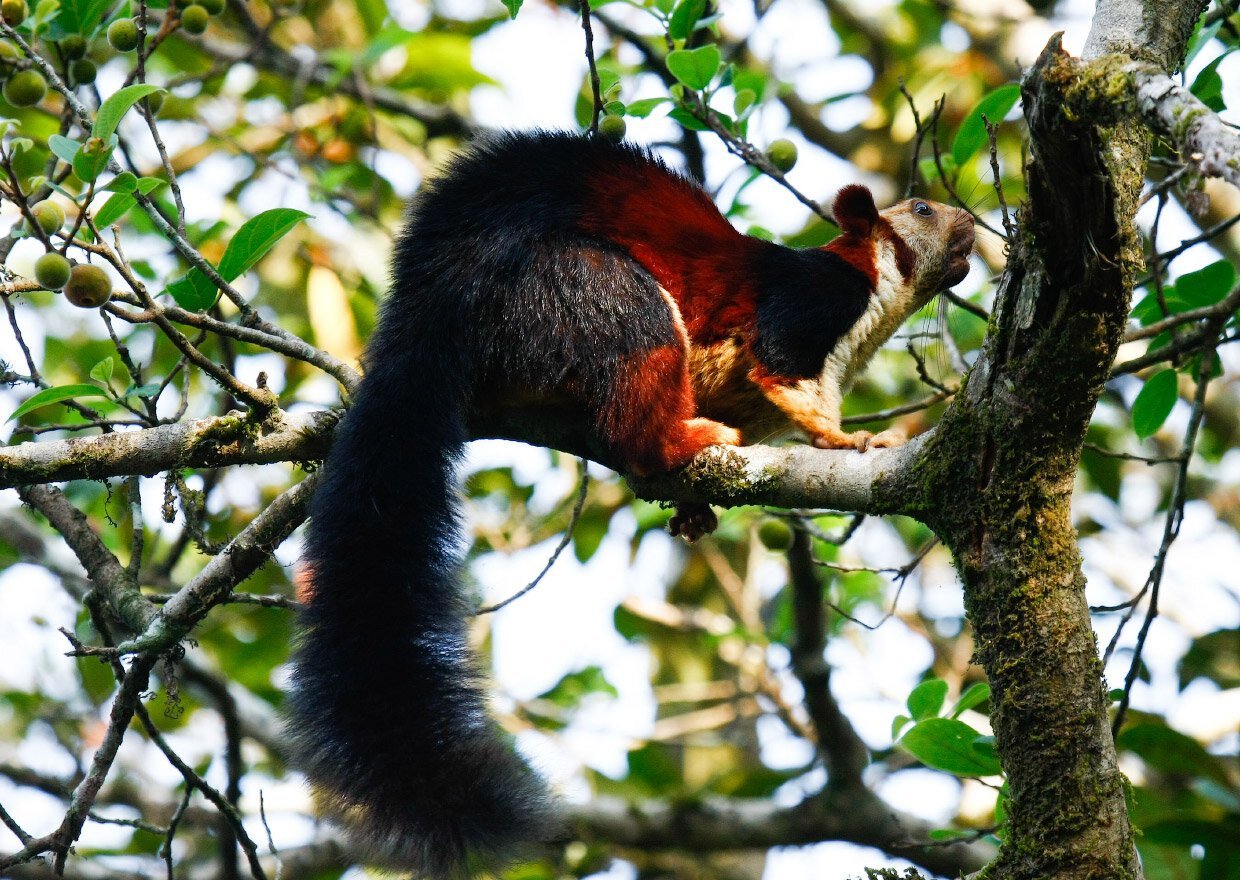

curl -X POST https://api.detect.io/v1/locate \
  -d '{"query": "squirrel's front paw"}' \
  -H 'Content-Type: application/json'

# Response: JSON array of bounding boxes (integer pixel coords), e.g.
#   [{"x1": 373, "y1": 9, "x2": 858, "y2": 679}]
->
[
  {"x1": 813, "y1": 428, "x2": 906, "y2": 452},
  {"x1": 867, "y1": 429, "x2": 907, "y2": 449},
  {"x1": 812, "y1": 429, "x2": 873, "y2": 451}
]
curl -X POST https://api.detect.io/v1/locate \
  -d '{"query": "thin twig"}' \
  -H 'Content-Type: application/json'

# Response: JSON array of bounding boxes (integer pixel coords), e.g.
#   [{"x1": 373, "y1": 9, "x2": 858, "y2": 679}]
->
[
  {"x1": 983, "y1": 115, "x2": 1014, "y2": 240},
  {"x1": 477, "y1": 460, "x2": 590, "y2": 614},
  {"x1": 817, "y1": 538, "x2": 938, "y2": 631},
  {"x1": 579, "y1": 0, "x2": 604, "y2": 135},
  {"x1": 897, "y1": 80, "x2": 933, "y2": 199},
  {"x1": 1151, "y1": 211, "x2": 1240, "y2": 268},
  {"x1": 1109, "y1": 346, "x2": 1216, "y2": 736},
  {"x1": 161, "y1": 788, "x2": 193, "y2": 880},
  {"x1": 1082, "y1": 442, "x2": 1182, "y2": 465},
  {"x1": 0, "y1": 801, "x2": 32, "y2": 846},
  {"x1": 942, "y1": 288, "x2": 990, "y2": 321},
  {"x1": 841, "y1": 388, "x2": 954, "y2": 425}
]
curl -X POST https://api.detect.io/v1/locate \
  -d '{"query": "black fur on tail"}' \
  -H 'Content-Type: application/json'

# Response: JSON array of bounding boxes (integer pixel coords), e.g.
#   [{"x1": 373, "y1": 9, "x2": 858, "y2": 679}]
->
[
  {"x1": 286, "y1": 131, "x2": 694, "y2": 877},
  {"x1": 285, "y1": 328, "x2": 555, "y2": 876}
]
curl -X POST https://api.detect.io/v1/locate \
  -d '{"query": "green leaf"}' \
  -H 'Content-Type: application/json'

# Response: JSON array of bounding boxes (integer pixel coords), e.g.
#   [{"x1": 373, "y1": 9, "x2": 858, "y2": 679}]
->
[
  {"x1": 136, "y1": 177, "x2": 165, "y2": 195},
  {"x1": 891, "y1": 713, "x2": 912, "y2": 740},
  {"x1": 357, "y1": 24, "x2": 414, "y2": 69},
  {"x1": 1179, "y1": 628, "x2": 1240, "y2": 689},
  {"x1": 72, "y1": 138, "x2": 114, "y2": 183},
  {"x1": 93, "y1": 84, "x2": 164, "y2": 142},
  {"x1": 907, "y1": 678, "x2": 949, "y2": 720},
  {"x1": 217, "y1": 208, "x2": 311, "y2": 282},
  {"x1": 1176, "y1": 259, "x2": 1236, "y2": 308},
  {"x1": 93, "y1": 193, "x2": 136, "y2": 228},
  {"x1": 56, "y1": 0, "x2": 111, "y2": 33},
  {"x1": 165, "y1": 272, "x2": 218, "y2": 311},
  {"x1": 31, "y1": 0, "x2": 59, "y2": 31},
  {"x1": 1118, "y1": 723, "x2": 1232, "y2": 786},
  {"x1": 1189, "y1": 51, "x2": 1231, "y2": 112},
  {"x1": 8, "y1": 385, "x2": 110, "y2": 421},
  {"x1": 625, "y1": 97, "x2": 668, "y2": 118},
  {"x1": 949, "y1": 682, "x2": 991, "y2": 718},
  {"x1": 597, "y1": 68, "x2": 621, "y2": 100},
  {"x1": 1130, "y1": 288, "x2": 1190, "y2": 325},
  {"x1": 668, "y1": 0, "x2": 707, "y2": 41},
  {"x1": 102, "y1": 172, "x2": 137, "y2": 193},
  {"x1": 537, "y1": 665, "x2": 618, "y2": 709},
  {"x1": 128, "y1": 383, "x2": 162, "y2": 399},
  {"x1": 666, "y1": 45, "x2": 721, "y2": 91},
  {"x1": 900, "y1": 717, "x2": 1004, "y2": 777},
  {"x1": 1184, "y1": 18, "x2": 1222, "y2": 68},
  {"x1": 48, "y1": 135, "x2": 81, "y2": 165},
  {"x1": 501, "y1": 0, "x2": 521, "y2": 17},
  {"x1": 668, "y1": 107, "x2": 710, "y2": 131},
  {"x1": 166, "y1": 209, "x2": 310, "y2": 311},
  {"x1": 88, "y1": 356, "x2": 113, "y2": 384},
  {"x1": 734, "y1": 87, "x2": 757, "y2": 117},
  {"x1": 951, "y1": 83, "x2": 1020, "y2": 167},
  {"x1": 1131, "y1": 369, "x2": 1178, "y2": 439},
  {"x1": 45, "y1": 181, "x2": 77, "y2": 202}
]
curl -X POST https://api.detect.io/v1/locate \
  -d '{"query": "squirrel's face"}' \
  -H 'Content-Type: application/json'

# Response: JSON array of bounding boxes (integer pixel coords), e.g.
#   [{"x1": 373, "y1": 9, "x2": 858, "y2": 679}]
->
[{"x1": 881, "y1": 198, "x2": 976, "y2": 297}]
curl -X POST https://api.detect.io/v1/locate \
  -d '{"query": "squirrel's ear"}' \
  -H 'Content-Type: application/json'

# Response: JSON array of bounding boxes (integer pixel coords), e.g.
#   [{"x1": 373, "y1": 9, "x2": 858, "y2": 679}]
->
[{"x1": 832, "y1": 185, "x2": 879, "y2": 237}]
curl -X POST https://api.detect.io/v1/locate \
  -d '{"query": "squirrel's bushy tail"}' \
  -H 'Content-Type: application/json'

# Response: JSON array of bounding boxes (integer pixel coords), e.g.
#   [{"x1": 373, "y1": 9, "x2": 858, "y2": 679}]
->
[{"x1": 286, "y1": 323, "x2": 552, "y2": 878}]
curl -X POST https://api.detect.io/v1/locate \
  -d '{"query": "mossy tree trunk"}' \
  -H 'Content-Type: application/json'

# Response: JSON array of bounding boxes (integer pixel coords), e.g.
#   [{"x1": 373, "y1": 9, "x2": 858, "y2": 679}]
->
[
  {"x1": 634, "y1": 9, "x2": 1207, "y2": 874},
  {"x1": 901, "y1": 3, "x2": 1205, "y2": 877}
]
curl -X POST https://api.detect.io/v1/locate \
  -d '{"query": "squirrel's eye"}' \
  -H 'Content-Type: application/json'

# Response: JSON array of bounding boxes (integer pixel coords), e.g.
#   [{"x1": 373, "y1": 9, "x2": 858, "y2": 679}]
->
[{"x1": 914, "y1": 201, "x2": 933, "y2": 216}]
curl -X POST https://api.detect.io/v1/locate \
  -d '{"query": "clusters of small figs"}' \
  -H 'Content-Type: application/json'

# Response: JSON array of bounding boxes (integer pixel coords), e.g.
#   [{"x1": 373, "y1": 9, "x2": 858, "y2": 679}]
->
[
  {"x1": 0, "y1": 0, "x2": 218, "y2": 105},
  {"x1": 24, "y1": 203, "x2": 110, "y2": 308},
  {"x1": 1, "y1": 0, "x2": 223, "y2": 308}
]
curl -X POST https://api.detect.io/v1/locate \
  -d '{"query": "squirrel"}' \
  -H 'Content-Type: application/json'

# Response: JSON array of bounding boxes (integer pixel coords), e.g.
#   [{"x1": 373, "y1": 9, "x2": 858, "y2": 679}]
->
[{"x1": 286, "y1": 130, "x2": 975, "y2": 878}]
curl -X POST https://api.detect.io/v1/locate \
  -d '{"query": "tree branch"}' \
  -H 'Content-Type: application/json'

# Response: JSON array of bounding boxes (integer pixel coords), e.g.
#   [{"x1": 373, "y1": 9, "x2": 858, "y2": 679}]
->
[
  {"x1": 787, "y1": 527, "x2": 871, "y2": 787},
  {"x1": 568, "y1": 792, "x2": 993, "y2": 878},
  {"x1": 1129, "y1": 64, "x2": 1240, "y2": 190},
  {"x1": 0, "y1": 410, "x2": 338, "y2": 490},
  {"x1": 2, "y1": 406, "x2": 927, "y2": 518},
  {"x1": 17, "y1": 485, "x2": 154, "y2": 634},
  {"x1": 113, "y1": 474, "x2": 317, "y2": 655}
]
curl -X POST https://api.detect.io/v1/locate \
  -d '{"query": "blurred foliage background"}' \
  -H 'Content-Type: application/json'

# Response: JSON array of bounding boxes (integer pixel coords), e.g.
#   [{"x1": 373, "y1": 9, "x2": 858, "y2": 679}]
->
[{"x1": 0, "y1": 0, "x2": 1237, "y2": 878}]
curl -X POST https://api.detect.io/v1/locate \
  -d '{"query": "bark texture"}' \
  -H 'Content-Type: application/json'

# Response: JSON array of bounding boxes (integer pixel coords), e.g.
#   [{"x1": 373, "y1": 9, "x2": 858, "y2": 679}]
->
[{"x1": 899, "y1": 4, "x2": 1205, "y2": 876}]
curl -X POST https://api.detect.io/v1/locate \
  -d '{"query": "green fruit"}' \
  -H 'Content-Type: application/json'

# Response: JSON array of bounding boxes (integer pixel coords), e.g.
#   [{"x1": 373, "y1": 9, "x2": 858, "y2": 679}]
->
[
  {"x1": 598, "y1": 114, "x2": 626, "y2": 143},
  {"x1": 766, "y1": 138, "x2": 798, "y2": 173},
  {"x1": 143, "y1": 90, "x2": 164, "y2": 117},
  {"x1": 64, "y1": 263, "x2": 112, "y2": 308},
  {"x1": 0, "y1": 40, "x2": 19, "y2": 63},
  {"x1": 70, "y1": 58, "x2": 97, "y2": 85},
  {"x1": 88, "y1": 37, "x2": 117, "y2": 64},
  {"x1": 198, "y1": 0, "x2": 225, "y2": 13},
  {"x1": 107, "y1": 18, "x2": 140, "y2": 52},
  {"x1": 3, "y1": 69, "x2": 46, "y2": 107},
  {"x1": 1, "y1": 0, "x2": 27, "y2": 26},
  {"x1": 757, "y1": 519, "x2": 794, "y2": 552},
  {"x1": 31, "y1": 201, "x2": 64, "y2": 234},
  {"x1": 60, "y1": 35, "x2": 88, "y2": 60},
  {"x1": 179, "y1": 4, "x2": 209, "y2": 34},
  {"x1": 33, "y1": 252, "x2": 71, "y2": 290}
]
